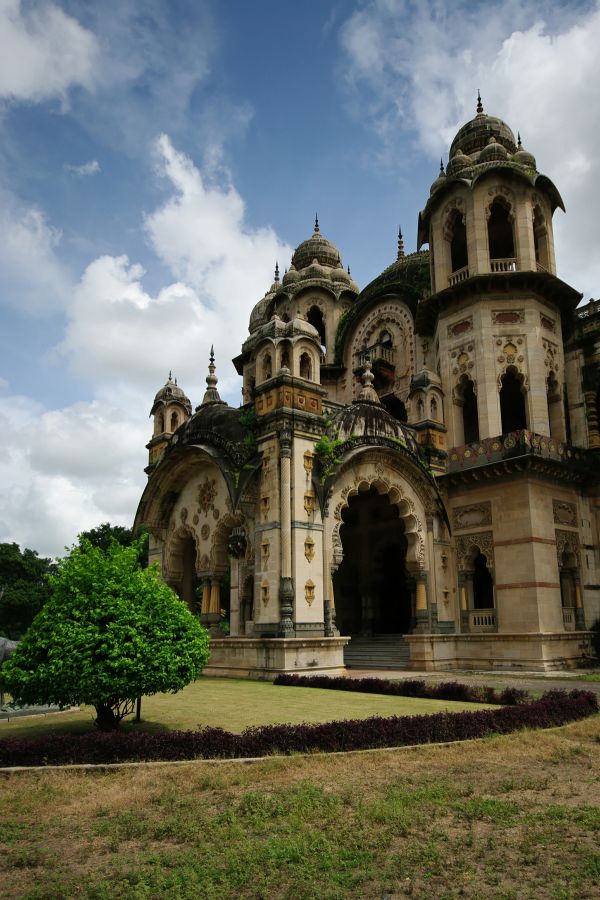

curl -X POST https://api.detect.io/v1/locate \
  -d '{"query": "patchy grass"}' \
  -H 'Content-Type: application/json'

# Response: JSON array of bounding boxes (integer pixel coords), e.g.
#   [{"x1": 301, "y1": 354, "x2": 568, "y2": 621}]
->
[
  {"x1": 0, "y1": 677, "x2": 493, "y2": 739},
  {"x1": 574, "y1": 673, "x2": 600, "y2": 682},
  {"x1": 0, "y1": 714, "x2": 599, "y2": 898}
]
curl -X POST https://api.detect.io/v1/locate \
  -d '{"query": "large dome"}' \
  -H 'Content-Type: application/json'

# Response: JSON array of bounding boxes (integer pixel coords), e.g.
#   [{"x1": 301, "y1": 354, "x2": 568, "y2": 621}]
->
[
  {"x1": 328, "y1": 401, "x2": 420, "y2": 457},
  {"x1": 291, "y1": 218, "x2": 343, "y2": 271}
]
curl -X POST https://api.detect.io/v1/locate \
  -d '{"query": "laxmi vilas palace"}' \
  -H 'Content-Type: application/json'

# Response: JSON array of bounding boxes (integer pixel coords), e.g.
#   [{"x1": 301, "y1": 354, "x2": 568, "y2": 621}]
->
[{"x1": 135, "y1": 99, "x2": 600, "y2": 675}]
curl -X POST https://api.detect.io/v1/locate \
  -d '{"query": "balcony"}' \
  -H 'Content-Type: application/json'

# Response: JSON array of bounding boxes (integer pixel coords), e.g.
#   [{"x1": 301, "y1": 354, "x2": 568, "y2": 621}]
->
[
  {"x1": 469, "y1": 609, "x2": 497, "y2": 633},
  {"x1": 355, "y1": 342, "x2": 396, "y2": 369},
  {"x1": 562, "y1": 607, "x2": 575, "y2": 631},
  {"x1": 447, "y1": 431, "x2": 585, "y2": 475},
  {"x1": 490, "y1": 257, "x2": 517, "y2": 273},
  {"x1": 448, "y1": 266, "x2": 469, "y2": 286}
]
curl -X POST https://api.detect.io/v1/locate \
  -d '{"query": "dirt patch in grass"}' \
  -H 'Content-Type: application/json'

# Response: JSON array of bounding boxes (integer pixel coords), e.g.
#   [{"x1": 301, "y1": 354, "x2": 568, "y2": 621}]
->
[{"x1": 1, "y1": 715, "x2": 599, "y2": 898}]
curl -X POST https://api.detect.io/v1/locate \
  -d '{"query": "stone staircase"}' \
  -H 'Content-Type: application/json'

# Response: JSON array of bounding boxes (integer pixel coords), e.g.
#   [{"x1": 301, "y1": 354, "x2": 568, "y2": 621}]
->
[{"x1": 343, "y1": 634, "x2": 411, "y2": 670}]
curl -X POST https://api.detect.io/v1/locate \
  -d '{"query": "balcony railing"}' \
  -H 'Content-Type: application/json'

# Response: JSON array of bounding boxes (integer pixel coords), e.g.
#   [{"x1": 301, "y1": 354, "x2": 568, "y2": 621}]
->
[
  {"x1": 562, "y1": 607, "x2": 575, "y2": 631},
  {"x1": 448, "y1": 266, "x2": 469, "y2": 286},
  {"x1": 447, "y1": 431, "x2": 585, "y2": 474},
  {"x1": 469, "y1": 609, "x2": 497, "y2": 633},
  {"x1": 356, "y1": 342, "x2": 396, "y2": 369},
  {"x1": 490, "y1": 257, "x2": 517, "y2": 273}
]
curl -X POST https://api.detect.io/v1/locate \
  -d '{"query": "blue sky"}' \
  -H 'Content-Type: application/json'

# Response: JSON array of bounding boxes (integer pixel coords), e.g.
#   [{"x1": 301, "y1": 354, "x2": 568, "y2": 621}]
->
[{"x1": 1, "y1": 0, "x2": 599, "y2": 555}]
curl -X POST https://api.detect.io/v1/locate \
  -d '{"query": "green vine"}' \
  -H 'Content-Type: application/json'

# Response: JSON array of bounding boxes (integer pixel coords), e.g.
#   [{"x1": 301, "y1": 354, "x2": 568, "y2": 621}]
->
[
  {"x1": 314, "y1": 433, "x2": 351, "y2": 483},
  {"x1": 239, "y1": 407, "x2": 258, "y2": 455}
]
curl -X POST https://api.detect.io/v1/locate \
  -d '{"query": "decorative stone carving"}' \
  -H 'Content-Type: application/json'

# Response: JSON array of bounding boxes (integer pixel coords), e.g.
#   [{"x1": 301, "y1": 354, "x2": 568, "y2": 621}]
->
[
  {"x1": 555, "y1": 528, "x2": 580, "y2": 565},
  {"x1": 179, "y1": 507, "x2": 188, "y2": 523},
  {"x1": 540, "y1": 314, "x2": 555, "y2": 332},
  {"x1": 453, "y1": 502, "x2": 492, "y2": 530},
  {"x1": 553, "y1": 500, "x2": 577, "y2": 527},
  {"x1": 213, "y1": 508, "x2": 220, "y2": 520},
  {"x1": 456, "y1": 531, "x2": 495, "y2": 571},
  {"x1": 228, "y1": 526, "x2": 247, "y2": 559},
  {"x1": 198, "y1": 477, "x2": 217, "y2": 514},
  {"x1": 304, "y1": 492, "x2": 315, "y2": 516},
  {"x1": 447, "y1": 317, "x2": 472, "y2": 338},
  {"x1": 492, "y1": 310, "x2": 524, "y2": 325},
  {"x1": 261, "y1": 538, "x2": 270, "y2": 568},
  {"x1": 304, "y1": 536, "x2": 315, "y2": 562},
  {"x1": 305, "y1": 579, "x2": 315, "y2": 607},
  {"x1": 261, "y1": 582, "x2": 269, "y2": 606},
  {"x1": 261, "y1": 496, "x2": 270, "y2": 521},
  {"x1": 200, "y1": 524, "x2": 210, "y2": 541},
  {"x1": 303, "y1": 450, "x2": 313, "y2": 474},
  {"x1": 193, "y1": 514, "x2": 199, "y2": 525}
]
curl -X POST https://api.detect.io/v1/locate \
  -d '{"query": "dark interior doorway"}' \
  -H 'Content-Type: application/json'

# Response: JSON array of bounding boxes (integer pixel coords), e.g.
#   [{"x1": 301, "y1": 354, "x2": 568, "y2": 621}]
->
[
  {"x1": 333, "y1": 487, "x2": 413, "y2": 636},
  {"x1": 500, "y1": 367, "x2": 527, "y2": 433}
]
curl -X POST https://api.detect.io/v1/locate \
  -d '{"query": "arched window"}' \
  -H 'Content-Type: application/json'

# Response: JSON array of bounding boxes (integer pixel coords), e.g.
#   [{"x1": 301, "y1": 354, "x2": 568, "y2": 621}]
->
[
  {"x1": 299, "y1": 352, "x2": 312, "y2": 380},
  {"x1": 449, "y1": 210, "x2": 468, "y2": 272},
  {"x1": 500, "y1": 367, "x2": 527, "y2": 433},
  {"x1": 458, "y1": 375, "x2": 479, "y2": 444},
  {"x1": 307, "y1": 306, "x2": 326, "y2": 353},
  {"x1": 472, "y1": 551, "x2": 494, "y2": 609},
  {"x1": 155, "y1": 411, "x2": 164, "y2": 435},
  {"x1": 281, "y1": 312, "x2": 290, "y2": 323},
  {"x1": 533, "y1": 205, "x2": 549, "y2": 271},
  {"x1": 546, "y1": 372, "x2": 563, "y2": 440},
  {"x1": 262, "y1": 352, "x2": 272, "y2": 381},
  {"x1": 380, "y1": 329, "x2": 393, "y2": 347},
  {"x1": 279, "y1": 340, "x2": 291, "y2": 372},
  {"x1": 170, "y1": 411, "x2": 179, "y2": 432},
  {"x1": 416, "y1": 398, "x2": 425, "y2": 420},
  {"x1": 488, "y1": 198, "x2": 515, "y2": 261},
  {"x1": 430, "y1": 397, "x2": 438, "y2": 421}
]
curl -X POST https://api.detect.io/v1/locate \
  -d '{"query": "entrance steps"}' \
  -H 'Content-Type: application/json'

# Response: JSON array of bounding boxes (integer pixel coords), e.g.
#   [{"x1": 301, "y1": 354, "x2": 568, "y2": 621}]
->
[{"x1": 343, "y1": 634, "x2": 411, "y2": 670}]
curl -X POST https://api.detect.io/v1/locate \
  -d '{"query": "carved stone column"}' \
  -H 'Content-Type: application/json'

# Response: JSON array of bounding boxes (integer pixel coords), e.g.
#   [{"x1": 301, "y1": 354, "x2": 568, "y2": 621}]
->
[
  {"x1": 206, "y1": 577, "x2": 221, "y2": 634},
  {"x1": 585, "y1": 390, "x2": 600, "y2": 448},
  {"x1": 278, "y1": 428, "x2": 295, "y2": 636},
  {"x1": 458, "y1": 573, "x2": 469, "y2": 632},
  {"x1": 200, "y1": 577, "x2": 212, "y2": 627},
  {"x1": 573, "y1": 570, "x2": 585, "y2": 630},
  {"x1": 414, "y1": 571, "x2": 429, "y2": 633}
]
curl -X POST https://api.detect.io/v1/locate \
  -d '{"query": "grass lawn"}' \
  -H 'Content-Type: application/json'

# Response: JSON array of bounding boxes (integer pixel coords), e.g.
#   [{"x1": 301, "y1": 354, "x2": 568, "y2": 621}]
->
[
  {"x1": 0, "y1": 676, "x2": 494, "y2": 740},
  {"x1": 0, "y1": 713, "x2": 598, "y2": 898}
]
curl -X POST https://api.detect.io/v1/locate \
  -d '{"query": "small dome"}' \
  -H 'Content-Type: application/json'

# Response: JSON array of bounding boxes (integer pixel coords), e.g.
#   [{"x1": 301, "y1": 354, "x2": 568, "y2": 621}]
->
[
  {"x1": 479, "y1": 136, "x2": 509, "y2": 163},
  {"x1": 152, "y1": 374, "x2": 191, "y2": 414},
  {"x1": 282, "y1": 264, "x2": 300, "y2": 285},
  {"x1": 288, "y1": 314, "x2": 320, "y2": 340},
  {"x1": 512, "y1": 147, "x2": 537, "y2": 170},
  {"x1": 291, "y1": 218, "x2": 343, "y2": 271},
  {"x1": 449, "y1": 98, "x2": 517, "y2": 159},
  {"x1": 446, "y1": 149, "x2": 472, "y2": 176}
]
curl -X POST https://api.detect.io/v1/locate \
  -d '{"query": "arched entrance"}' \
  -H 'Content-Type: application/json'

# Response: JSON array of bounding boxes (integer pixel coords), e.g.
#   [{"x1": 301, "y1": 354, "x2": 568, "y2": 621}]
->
[{"x1": 333, "y1": 486, "x2": 414, "y2": 638}]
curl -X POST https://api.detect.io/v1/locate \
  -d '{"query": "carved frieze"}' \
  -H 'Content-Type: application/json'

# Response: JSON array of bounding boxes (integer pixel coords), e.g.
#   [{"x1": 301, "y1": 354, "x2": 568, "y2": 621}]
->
[
  {"x1": 447, "y1": 317, "x2": 473, "y2": 338},
  {"x1": 198, "y1": 477, "x2": 217, "y2": 514},
  {"x1": 553, "y1": 500, "x2": 577, "y2": 527},
  {"x1": 453, "y1": 502, "x2": 492, "y2": 531},
  {"x1": 492, "y1": 310, "x2": 524, "y2": 325},
  {"x1": 555, "y1": 529, "x2": 580, "y2": 565}
]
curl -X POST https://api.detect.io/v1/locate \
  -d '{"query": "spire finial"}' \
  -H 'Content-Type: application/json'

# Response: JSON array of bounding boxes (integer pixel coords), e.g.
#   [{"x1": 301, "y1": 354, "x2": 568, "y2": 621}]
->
[
  {"x1": 314, "y1": 213, "x2": 320, "y2": 234},
  {"x1": 517, "y1": 132, "x2": 522, "y2": 148},
  {"x1": 397, "y1": 225, "x2": 405, "y2": 260},
  {"x1": 274, "y1": 261, "x2": 280, "y2": 282},
  {"x1": 168, "y1": 370, "x2": 172, "y2": 381},
  {"x1": 440, "y1": 158, "x2": 444, "y2": 174},
  {"x1": 356, "y1": 357, "x2": 380, "y2": 404},
  {"x1": 476, "y1": 89, "x2": 483, "y2": 115},
  {"x1": 200, "y1": 345, "x2": 224, "y2": 407},
  {"x1": 347, "y1": 264, "x2": 351, "y2": 275}
]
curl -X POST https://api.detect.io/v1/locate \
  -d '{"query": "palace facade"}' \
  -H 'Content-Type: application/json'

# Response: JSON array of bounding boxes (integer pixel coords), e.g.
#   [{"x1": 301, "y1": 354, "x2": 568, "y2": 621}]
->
[{"x1": 135, "y1": 99, "x2": 600, "y2": 674}]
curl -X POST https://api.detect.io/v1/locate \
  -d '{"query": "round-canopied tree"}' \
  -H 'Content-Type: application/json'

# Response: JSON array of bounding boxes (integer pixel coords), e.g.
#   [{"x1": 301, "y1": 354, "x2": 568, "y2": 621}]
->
[{"x1": 1, "y1": 539, "x2": 210, "y2": 730}]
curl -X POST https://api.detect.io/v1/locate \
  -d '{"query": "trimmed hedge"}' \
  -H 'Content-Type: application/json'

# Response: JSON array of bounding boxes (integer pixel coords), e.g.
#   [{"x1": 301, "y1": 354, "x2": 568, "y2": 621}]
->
[
  {"x1": 0, "y1": 690, "x2": 596, "y2": 767},
  {"x1": 274, "y1": 673, "x2": 529, "y2": 705}
]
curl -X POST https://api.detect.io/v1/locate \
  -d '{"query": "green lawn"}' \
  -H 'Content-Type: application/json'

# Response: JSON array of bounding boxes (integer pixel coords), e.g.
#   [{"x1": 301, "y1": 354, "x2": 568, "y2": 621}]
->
[
  {"x1": 0, "y1": 676, "x2": 492, "y2": 739},
  {"x1": 1, "y1": 715, "x2": 599, "y2": 898}
]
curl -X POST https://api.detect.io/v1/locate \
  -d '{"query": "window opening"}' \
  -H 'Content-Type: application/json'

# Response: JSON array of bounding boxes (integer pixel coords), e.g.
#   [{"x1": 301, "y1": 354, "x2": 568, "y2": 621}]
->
[{"x1": 500, "y1": 367, "x2": 526, "y2": 433}]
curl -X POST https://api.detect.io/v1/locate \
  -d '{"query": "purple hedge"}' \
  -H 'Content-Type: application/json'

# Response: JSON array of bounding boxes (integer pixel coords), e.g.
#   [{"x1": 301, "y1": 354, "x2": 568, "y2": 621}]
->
[
  {"x1": 273, "y1": 673, "x2": 529, "y2": 705},
  {"x1": 0, "y1": 690, "x2": 596, "y2": 768}
]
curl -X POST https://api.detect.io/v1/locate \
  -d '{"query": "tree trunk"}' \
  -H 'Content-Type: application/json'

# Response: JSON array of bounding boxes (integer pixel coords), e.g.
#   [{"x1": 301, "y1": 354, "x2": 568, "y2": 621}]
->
[{"x1": 95, "y1": 703, "x2": 120, "y2": 731}]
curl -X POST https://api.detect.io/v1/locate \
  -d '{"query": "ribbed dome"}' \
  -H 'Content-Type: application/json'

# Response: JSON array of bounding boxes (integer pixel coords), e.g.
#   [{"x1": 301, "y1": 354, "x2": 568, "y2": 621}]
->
[
  {"x1": 479, "y1": 136, "x2": 509, "y2": 163},
  {"x1": 328, "y1": 402, "x2": 421, "y2": 457},
  {"x1": 446, "y1": 149, "x2": 471, "y2": 176},
  {"x1": 512, "y1": 147, "x2": 537, "y2": 169},
  {"x1": 292, "y1": 218, "x2": 343, "y2": 271},
  {"x1": 449, "y1": 102, "x2": 517, "y2": 159},
  {"x1": 151, "y1": 375, "x2": 191, "y2": 415}
]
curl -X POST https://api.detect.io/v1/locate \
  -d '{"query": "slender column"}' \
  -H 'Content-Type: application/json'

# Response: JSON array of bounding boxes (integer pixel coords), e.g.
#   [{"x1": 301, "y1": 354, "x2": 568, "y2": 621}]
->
[
  {"x1": 585, "y1": 390, "x2": 600, "y2": 448},
  {"x1": 229, "y1": 556, "x2": 240, "y2": 637},
  {"x1": 459, "y1": 573, "x2": 469, "y2": 632},
  {"x1": 573, "y1": 570, "x2": 585, "y2": 630},
  {"x1": 200, "y1": 577, "x2": 212, "y2": 627},
  {"x1": 426, "y1": 515, "x2": 439, "y2": 632},
  {"x1": 278, "y1": 428, "x2": 295, "y2": 636},
  {"x1": 323, "y1": 513, "x2": 336, "y2": 637},
  {"x1": 206, "y1": 578, "x2": 221, "y2": 635},
  {"x1": 414, "y1": 571, "x2": 429, "y2": 633}
]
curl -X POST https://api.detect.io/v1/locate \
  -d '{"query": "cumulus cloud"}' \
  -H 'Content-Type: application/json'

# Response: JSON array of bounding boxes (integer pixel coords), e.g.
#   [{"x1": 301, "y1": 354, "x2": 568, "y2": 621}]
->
[
  {"x1": 0, "y1": 186, "x2": 73, "y2": 314},
  {"x1": 65, "y1": 159, "x2": 100, "y2": 176},
  {"x1": 0, "y1": 0, "x2": 99, "y2": 105},
  {"x1": 339, "y1": 0, "x2": 600, "y2": 295}
]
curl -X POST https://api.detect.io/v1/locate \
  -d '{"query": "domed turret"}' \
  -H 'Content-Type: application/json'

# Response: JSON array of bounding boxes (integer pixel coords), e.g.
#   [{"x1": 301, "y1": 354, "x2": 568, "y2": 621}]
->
[
  {"x1": 146, "y1": 372, "x2": 192, "y2": 473},
  {"x1": 151, "y1": 373, "x2": 192, "y2": 414},
  {"x1": 291, "y1": 215, "x2": 344, "y2": 271},
  {"x1": 449, "y1": 92, "x2": 517, "y2": 158}
]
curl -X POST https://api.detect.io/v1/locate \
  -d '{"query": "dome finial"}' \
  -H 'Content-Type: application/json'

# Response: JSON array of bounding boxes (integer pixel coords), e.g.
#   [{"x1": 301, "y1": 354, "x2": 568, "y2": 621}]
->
[
  {"x1": 168, "y1": 369, "x2": 172, "y2": 381},
  {"x1": 397, "y1": 225, "x2": 405, "y2": 260},
  {"x1": 314, "y1": 212, "x2": 320, "y2": 234},
  {"x1": 357, "y1": 357, "x2": 380, "y2": 404},
  {"x1": 347, "y1": 263, "x2": 351, "y2": 275},
  {"x1": 439, "y1": 158, "x2": 444, "y2": 174},
  {"x1": 201, "y1": 346, "x2": 223, "y2": 405},
  {"x1": 274, "y1": 261, "x2": 280, "y2": 283},
  {"x1": 517, "y1": 132, "x2": 522, "y2": 148},
  {"x1": 476, "y1": 89, "x2": 484, "y2": 115}
]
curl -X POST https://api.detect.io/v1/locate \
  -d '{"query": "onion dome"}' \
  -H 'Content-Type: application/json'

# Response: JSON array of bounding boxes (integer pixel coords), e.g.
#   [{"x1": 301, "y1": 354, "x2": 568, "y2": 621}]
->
[
  {"x1": 479, "y1": 136, "x2": 509, "y2": 163},
  {"x1": 449, "y1": 93, "x2": 517, "y2": 158},
  {"x1": 512, "y1": 134, "x2": 537, "y2": 170},
  {"x1": 326, "y1": 364, "x2": 420, "y2": 456},
  {"x1": 151, "y1": 372, "x2": 192, "y2": 416},
  {"x1": 446, "y1": 148, "x2": 471, "y2": 176},
  {"x1": 430, "y1": 159, "x2": 447, "y2": 195},
  {"x1": 282, "y1": 262, "x2": 300, "y2": 285},
  {"x1": 291, "y1": 215, "x2": 343, "y2": 271}
]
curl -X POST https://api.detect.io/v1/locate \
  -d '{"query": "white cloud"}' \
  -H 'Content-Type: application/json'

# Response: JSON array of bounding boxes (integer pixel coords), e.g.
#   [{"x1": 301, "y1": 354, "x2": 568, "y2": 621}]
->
[
  {"x1": 0, "y1": 186, "x2": 73, "y2": 314},
  {"x1": 0, "y1": 0, "x2": 99, "y2": 105},
  {"x1": 65, "y1": 159, "x2": 100, "y2": 176},
  {"x1": 339, "y1": 0, "x2": 600, "y2": 296},
  {"x1": 1, "y1": 135, "x2": 291, "y2": 554}
]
